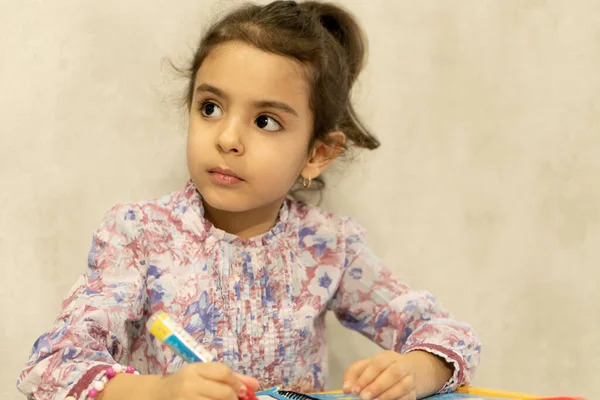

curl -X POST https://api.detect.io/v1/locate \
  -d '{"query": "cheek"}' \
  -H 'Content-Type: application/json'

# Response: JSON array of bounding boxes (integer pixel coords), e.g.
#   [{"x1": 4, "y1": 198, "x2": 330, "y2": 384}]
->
[
  {"x1": 187, "y1": 121, "x2": 210, "y2": 155},
  {"x1": 186, "y1": 134, "x2": 199, "y2": 163},
  {"x1": 258, "y1": 143, "x2": 308, "y2": 182}
]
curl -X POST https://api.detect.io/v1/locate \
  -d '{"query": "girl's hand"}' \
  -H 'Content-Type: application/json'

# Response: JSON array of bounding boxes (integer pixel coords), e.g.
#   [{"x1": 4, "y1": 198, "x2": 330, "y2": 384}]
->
[
  {"x1": 342, "y1": 350, "x2": 452, "y2": 400},
  {"x1": 153, "y1": 363, "x2": 259, "y2": 400}
]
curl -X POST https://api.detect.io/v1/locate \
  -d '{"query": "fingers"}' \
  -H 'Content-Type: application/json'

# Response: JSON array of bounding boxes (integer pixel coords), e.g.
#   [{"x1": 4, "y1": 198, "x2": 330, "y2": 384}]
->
[
  {"x1": 193, "y1": 377, "x2": 239, "y2": 400},
  {"x1": 344, "y1": 352, "x2": 416, "y2": 400},
  {"x1": 353, "y1": 356, "x2": 396, "y2": 398},
  {"x1": 364, "y1": 371, "x2": 415, "y2": 400},
  {"x1": 342, "y1": 359, "x2": 369, "y2": 393},
  {"x1": 189, "y1": 363, "x2": 244, "y2": 399},
  {"x1": 235, "y1": 373, "x2": 260, "y2": 392}
]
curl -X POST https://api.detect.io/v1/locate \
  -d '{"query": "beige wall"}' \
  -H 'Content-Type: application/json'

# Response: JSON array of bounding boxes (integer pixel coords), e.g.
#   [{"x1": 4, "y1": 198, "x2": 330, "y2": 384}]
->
[{"x1": 1, "y1": 1, "x2": 598, "y2": 399}]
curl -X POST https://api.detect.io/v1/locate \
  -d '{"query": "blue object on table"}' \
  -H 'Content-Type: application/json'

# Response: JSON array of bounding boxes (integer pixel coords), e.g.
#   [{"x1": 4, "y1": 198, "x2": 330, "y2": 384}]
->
[{"x1": 255, "y1": 387, "x2": 507, "y2": 400}]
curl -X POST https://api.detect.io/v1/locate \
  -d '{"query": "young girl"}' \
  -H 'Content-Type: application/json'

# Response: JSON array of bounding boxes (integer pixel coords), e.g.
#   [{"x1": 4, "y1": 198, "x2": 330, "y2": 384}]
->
[{"x1": 18, "y1": 1, "x2": 481, "y2": 400}]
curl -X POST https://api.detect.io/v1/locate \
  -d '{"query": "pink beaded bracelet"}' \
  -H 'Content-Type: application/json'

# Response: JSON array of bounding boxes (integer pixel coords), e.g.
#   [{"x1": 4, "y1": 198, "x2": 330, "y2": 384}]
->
[{"x1": 65, "y1": 364, "x2": 139, "y2": 400}]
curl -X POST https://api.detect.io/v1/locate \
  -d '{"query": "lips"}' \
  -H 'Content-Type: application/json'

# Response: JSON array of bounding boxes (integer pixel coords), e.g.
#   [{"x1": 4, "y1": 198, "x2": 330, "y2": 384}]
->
[
  {"x1": 208, "y1": 166, "x2": 245, "y2": 186},
  {"x1": 208, "y1": 167, "x2": 243, "y2": 180}
]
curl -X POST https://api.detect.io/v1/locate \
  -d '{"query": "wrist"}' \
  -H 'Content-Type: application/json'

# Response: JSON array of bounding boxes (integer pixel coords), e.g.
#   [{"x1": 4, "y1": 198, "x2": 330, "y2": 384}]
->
[
  {"x1": 97, "y1": 373, "x2": 163, "y2": 400},
  {"x1": 146, "y1": 374, "x2": 167, "y2": 400},
  {"x1": 404, "y1": 350, "x2": 453, "y2": 397}
]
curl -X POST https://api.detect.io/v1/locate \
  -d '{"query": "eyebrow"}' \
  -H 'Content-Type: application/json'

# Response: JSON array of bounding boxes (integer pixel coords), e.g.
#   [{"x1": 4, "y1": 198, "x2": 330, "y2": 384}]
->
[
  {"x1": 195, "y1": 83, "x2": 299, "y2": 117},
  {"x1": 253, "y1": 100, "x2": 299, "y2": 117},
  {"x1": 195, "y1": 83, "x2": 227, "y2": 99}
]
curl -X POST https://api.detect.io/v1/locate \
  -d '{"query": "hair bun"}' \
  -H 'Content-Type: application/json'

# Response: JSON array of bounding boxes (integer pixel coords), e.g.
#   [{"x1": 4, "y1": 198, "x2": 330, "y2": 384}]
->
[{"x1": 299, "y1": 1, "x2": 367, "y2": 85}]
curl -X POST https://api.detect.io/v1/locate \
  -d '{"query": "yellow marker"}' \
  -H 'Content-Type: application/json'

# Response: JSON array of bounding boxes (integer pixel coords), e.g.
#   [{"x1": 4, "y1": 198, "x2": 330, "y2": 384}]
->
[{"x1": 146, "y1": 311, "x2": 215, "y2": 363}]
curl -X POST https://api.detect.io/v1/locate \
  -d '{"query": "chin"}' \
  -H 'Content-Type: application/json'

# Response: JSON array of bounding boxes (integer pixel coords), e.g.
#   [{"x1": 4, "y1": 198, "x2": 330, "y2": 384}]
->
[{"x1": 198, "y1": 186, "x2": 256, "y2": 213}]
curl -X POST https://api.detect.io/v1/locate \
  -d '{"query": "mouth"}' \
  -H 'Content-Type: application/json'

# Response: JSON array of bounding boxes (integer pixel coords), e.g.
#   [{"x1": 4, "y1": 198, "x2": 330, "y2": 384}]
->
[{"x1": 208, "y1": 166, "x2": 244, "y2": 185}]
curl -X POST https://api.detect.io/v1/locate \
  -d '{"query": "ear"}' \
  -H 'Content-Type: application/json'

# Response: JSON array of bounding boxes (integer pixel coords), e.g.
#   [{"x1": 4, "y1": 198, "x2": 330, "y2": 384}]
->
[{"x1": 300, "y1": 131, "x2": 346, "y2": 181}]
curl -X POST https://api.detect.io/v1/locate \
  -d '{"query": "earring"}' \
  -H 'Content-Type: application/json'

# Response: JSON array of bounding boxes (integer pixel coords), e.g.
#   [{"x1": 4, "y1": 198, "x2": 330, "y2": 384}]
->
[{"x1": 302, "y1": 175, "x2": 312, "y2": 189}]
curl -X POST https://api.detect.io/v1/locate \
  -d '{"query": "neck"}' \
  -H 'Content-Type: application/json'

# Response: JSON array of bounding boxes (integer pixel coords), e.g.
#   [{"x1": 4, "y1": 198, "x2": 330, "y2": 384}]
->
[{"x1": 202, "y1": 198, "x2": 285, "y2": 240}]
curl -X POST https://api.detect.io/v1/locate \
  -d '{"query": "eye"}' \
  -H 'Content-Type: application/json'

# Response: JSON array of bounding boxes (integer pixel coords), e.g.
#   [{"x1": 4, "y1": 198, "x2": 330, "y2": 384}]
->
[
  {"x1": 255, "y1": 115, "x2": 282, "y2": 132},
  {"x1": 200, "y1": 101, "x2": 223, "y2": 118}
]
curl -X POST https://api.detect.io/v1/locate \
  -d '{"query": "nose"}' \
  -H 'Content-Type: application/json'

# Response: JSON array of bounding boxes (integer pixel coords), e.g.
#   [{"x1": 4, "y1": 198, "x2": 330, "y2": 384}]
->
[{"x1": 216, "y1": 118, "x2": 244, "y2": 155}]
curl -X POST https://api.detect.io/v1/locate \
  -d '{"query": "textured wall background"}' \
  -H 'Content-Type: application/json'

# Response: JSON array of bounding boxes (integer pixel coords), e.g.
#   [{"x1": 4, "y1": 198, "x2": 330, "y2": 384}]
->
[{"x1": 1, "y1": 1, "x2": 598, "y2": 399}]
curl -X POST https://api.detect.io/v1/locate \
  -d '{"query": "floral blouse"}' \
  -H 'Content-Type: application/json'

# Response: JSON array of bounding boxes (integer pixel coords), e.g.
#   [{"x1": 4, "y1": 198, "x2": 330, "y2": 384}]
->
[{"x1": 18, "y1": 180, "x2": 481, "y2": 400}]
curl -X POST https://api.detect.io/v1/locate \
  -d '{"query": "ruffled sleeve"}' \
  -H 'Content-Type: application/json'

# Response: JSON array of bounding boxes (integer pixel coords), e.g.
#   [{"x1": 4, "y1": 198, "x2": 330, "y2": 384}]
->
[
  {"x1": 327, "y1": 218, "x2": 481, "y2": 392},
  {"x1": 17, "y1": 204, "x2": 149, "y2": 400}
]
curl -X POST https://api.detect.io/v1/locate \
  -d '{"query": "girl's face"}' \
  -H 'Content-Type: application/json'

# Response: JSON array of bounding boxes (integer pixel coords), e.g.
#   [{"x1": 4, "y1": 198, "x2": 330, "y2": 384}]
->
[{"x1": 187, "y1": 41, "x2": 319, "y2": 213}]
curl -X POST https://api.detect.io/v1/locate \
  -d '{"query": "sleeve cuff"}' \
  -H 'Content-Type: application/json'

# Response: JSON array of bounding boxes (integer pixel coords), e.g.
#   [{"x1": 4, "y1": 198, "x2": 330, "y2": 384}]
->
[
  {"x1": 66, "y1": 363, "x2": 112, "y2": 400},
  {"x1": 404, "y1": 344, "x2": 466, "y2": 393}
]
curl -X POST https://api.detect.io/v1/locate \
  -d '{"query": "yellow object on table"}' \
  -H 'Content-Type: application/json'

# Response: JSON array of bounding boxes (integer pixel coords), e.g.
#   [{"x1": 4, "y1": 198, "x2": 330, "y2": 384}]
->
[
  {"x1": 314, "y1": 387, "x2": 585, "y2": 399},
  {"x1": 456, "y1": 386, "x2": 540, "y2": 399}
]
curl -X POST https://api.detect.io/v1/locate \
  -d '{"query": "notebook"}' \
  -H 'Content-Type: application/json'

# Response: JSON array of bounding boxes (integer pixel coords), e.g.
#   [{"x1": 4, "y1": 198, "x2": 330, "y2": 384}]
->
[
  {"x1": 255, "y1": 387, "x2": 586, "y2": 400},
  {"x1": 255, "y1": 387, "x2": 520, "y2": 400}
]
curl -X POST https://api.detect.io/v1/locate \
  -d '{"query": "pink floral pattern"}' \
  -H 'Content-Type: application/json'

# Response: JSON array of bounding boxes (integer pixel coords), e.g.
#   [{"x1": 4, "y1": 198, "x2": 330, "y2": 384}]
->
[{"x1": 18, "y1": 180, "x2": 481, "y2": 400}]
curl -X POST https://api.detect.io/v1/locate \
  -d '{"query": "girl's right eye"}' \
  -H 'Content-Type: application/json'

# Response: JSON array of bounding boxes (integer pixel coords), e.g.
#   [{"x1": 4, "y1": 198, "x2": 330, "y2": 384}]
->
[{"x1": 200, "y1": 101, "x2": 223, "y2": 118}]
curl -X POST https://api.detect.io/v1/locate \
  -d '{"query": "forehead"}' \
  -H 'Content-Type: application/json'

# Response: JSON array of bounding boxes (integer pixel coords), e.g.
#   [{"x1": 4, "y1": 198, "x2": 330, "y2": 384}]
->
[{"x1": 194, "y1": 41, "x2": 310, "y2": 106}]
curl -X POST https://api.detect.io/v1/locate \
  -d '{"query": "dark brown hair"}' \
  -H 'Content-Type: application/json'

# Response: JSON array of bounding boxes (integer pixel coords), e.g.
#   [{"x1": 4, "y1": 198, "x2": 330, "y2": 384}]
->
[{"x1": 184, "y1": 0, "x2": 380, "y2": 194}]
